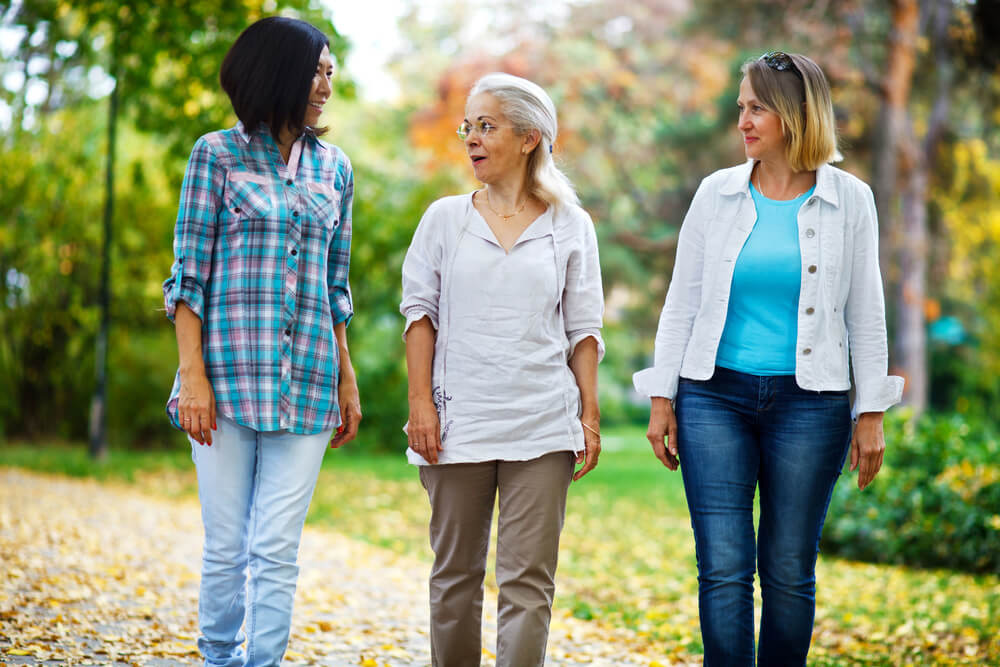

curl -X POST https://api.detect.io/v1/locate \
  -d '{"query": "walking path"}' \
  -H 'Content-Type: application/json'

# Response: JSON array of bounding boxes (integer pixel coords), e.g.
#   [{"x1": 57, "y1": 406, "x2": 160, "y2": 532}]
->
[{"x1": 0, "y1": 469, "x2": 668, "y2": 666}]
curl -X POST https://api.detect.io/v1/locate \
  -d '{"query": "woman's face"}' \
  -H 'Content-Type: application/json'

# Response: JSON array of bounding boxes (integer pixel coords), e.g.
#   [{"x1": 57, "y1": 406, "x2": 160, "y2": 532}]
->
[
  {"x1": 737, "y1": 76, "x2": 786, "y2": 164},
  {"x1": 305, "y1": 45, "x2": 334, "y2": 128},
  {"x1": 462, "y1": 92, "x2": 536, "y2": 185}
]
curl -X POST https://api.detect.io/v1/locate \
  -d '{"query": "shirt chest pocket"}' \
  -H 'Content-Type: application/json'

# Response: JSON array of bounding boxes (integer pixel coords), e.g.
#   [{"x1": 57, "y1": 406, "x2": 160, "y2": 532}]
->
[
  {"x1": 306, "y1": 182, "x2": 341, "y2": 230},
  {"x1": 224, "y1": 173, "x2": 274, "y2": 220}
]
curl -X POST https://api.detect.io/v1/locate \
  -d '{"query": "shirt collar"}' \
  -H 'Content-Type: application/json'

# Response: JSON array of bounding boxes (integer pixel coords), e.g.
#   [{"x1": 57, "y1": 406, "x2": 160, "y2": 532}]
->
[
  {"x1": 720, "y1": 159, "x2": 840, "y2": 207},
  {"x1": 234, "y1": 121, "x2": 326, "y2": 151}
]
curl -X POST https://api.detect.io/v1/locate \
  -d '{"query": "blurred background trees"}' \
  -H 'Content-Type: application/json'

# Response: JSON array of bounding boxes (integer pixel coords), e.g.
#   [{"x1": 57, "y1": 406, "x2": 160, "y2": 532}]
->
[{"x1": 1, "y1": 0, "x2": 997, "y2": 453}]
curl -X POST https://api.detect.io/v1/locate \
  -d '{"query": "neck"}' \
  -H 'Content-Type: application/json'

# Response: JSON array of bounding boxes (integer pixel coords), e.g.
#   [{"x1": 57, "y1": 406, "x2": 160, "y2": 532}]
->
[
  {"x1": 485, "y1": 176, "x2": 529, "y2": 211},
  {"x1": 755, "y1": 159, "x2": 815, "y2": 200}
]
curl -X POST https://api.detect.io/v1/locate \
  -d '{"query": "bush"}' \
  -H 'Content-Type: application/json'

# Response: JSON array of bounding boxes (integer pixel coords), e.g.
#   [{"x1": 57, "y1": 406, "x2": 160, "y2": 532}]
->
[{"x1": 822, "y1": 410, "x2": 1000, "y2": 573}]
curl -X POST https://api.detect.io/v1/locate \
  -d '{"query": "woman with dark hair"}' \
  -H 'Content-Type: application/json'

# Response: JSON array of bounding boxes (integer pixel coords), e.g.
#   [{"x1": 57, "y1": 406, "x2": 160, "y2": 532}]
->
[
  {"x1": 635, "y1": 52, "x2": 903, "y2": 664},
  {"x1": 162, "y1": 17, "x2": 360, "y2": 665}
]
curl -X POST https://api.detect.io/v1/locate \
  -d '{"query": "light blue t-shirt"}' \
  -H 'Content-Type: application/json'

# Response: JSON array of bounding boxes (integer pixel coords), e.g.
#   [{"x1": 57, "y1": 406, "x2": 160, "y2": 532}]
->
[{"x1": 716, "y1": 183, "x2": 816, "y2": 375}]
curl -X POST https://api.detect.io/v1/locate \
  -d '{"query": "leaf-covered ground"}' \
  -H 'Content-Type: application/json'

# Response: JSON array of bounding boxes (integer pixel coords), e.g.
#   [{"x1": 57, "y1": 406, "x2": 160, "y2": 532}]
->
[
  {"x1": 3, "y1": 433, "x2": 999, "y2": 665},
  {"x1": 0, "y1": 468, "x2": 685, "y2": 666}
]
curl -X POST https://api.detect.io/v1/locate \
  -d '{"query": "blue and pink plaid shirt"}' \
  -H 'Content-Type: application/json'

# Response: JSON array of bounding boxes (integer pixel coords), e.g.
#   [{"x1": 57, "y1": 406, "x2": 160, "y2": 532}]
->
[{"x1": 163, "y1": 123, "x2": 353, "y2": 435}]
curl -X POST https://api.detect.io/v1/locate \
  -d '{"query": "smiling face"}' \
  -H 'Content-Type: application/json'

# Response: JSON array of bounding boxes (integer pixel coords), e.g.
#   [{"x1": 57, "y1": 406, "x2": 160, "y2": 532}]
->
[
  {"x1": 463, "y1": 92, "x2": 537, "y2": 185},
  {"x1": 737, "y1": 77, "x2": 787, "y2": 164},
  {"x1": 305, "y1": 45, "x2": 333, "y2": 127}
]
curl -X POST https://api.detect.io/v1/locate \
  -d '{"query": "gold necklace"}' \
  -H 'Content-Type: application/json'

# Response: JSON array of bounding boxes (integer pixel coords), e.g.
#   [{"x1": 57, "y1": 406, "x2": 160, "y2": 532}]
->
[{"x1": 485, "y1": 188, "x2": 526, "y2": 221}]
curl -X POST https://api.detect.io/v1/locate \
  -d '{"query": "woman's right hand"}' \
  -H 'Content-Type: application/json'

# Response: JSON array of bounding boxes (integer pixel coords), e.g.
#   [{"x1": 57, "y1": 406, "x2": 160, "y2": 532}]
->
[
  {"x1": 646, "y1": 397, "x2": 679, "y2": 470},
  {"x1": 408, "y1": 397, "x2": 442, "y2": 464},
  {"x1": 179, "y1": 372, "x2": 216, "y2": 445}
]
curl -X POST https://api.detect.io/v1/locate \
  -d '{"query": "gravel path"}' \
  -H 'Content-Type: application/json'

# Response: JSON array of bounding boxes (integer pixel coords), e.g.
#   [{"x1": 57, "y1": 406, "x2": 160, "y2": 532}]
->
[{"x1": 0, "y1": 468, "x2": 665, "y2": 666}]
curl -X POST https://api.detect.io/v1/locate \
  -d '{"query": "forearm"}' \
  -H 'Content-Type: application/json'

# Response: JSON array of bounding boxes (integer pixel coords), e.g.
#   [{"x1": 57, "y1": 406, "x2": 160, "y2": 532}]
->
[
  {"x1": 569, "y1": 336, "x2": 600, "y2": 422},
  {"x1": 405, "y1": 317, "x2": 436, "y2": 402},
  {"x1": 175, "y1": 302, "x2": 206, "y2": 381},
  {"x1": 334, "y1": 321, "x2": 356, "y2": 384}
]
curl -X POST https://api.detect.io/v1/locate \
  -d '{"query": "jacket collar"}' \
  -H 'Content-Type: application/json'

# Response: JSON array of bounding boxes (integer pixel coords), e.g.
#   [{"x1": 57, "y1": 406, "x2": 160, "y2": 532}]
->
[{"x1": 719, "y1": 159, "x2": 840, "y2": 207}]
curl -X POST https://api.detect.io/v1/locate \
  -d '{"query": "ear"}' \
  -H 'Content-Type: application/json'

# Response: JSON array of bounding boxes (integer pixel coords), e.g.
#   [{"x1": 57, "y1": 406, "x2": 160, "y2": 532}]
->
[{"x1": 522, "y1": 129, "x2": 541, "y2": 155}]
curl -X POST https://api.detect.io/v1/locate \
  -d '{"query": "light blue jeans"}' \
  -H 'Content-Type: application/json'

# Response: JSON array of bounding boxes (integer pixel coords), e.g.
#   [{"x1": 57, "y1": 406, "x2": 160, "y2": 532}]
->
[{"x1": 191, "y1": 414, "x2": 332, "y2": 667}]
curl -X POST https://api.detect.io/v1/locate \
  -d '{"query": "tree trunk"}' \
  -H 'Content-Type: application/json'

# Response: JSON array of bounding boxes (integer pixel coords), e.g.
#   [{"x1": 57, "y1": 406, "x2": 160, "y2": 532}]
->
[
  {"x1": 876, "y1": 0, "x2": 928, "y2": 413},
  {"x1": 88, "y1": 26, "x2": 118, "y2": 460}
]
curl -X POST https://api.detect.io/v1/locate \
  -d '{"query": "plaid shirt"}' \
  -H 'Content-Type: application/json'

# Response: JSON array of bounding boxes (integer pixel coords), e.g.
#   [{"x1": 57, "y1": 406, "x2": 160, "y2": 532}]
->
[{"x1": 163, "y1": 123, "x2": 353, "y2": 435}]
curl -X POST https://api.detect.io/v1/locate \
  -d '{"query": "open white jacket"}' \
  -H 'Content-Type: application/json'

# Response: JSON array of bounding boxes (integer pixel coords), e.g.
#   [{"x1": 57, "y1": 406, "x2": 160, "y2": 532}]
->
[{"x1": 633, "y1": 160, "x2": 904, "y2": 416}]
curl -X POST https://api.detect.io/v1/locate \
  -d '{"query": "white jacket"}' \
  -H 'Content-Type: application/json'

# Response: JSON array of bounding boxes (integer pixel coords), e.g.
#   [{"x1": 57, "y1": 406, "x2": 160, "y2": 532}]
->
[{"x1": 633, "y1": 160, "x2": 904, "y2": 416}]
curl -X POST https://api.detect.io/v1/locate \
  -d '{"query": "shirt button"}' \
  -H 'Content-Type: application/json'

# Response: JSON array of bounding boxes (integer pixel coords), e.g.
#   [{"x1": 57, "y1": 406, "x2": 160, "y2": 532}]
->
[
  {"x1": 291, "y1": 249, "x2": 298, "y2": 256},
  {"x1": 233, "y1": 207, "x2": 241, "y2": 213},
  {"x1": 803, "y1": 348, "x2": 812, "y2": 355},
  {"x1": 805, "y1": 229, "x2": 815, "y2": 238},
  {"x1": 285, "y1": 328, "x2": 291, "y2": 336},
  {"x1": 286, "y1": 179, "x2": 293, "y2": 186},
  {"x1": 806, "y1": 307, "x2": 815, "y2": 315},
  {"x1": 808, "y1": 265, "x2": 817, "y2": 273},
  {"x1": 292, "y1": 210, "x2": 299, "y2": 218}
]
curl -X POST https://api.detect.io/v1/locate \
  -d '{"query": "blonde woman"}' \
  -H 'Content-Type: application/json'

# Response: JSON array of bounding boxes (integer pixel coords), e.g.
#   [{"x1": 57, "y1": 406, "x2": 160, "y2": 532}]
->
[
  {"x1": 634, "y1": 52, "x2": 903, "y2": 665},
  {"x1": 401, "y1": 72, "x2": 604, "y2": 666}
]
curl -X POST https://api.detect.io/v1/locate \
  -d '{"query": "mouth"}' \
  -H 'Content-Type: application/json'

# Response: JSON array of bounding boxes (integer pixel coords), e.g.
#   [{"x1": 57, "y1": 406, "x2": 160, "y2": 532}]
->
[
  {"x1": 744, "y1": 136, "x2": 758, "y2": 143},
  {"x1": 470, "y1": 156, "x2": 486, "y2": 164},
  {"x1": 309, "y1": 102, "x2": 325, "y2": 113}
]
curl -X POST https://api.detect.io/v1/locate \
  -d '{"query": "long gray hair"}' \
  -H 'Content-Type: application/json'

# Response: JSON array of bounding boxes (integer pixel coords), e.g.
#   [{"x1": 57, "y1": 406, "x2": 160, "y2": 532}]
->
[{"x1": 469, "y1": 72, "x2": 579, "y2": 209}]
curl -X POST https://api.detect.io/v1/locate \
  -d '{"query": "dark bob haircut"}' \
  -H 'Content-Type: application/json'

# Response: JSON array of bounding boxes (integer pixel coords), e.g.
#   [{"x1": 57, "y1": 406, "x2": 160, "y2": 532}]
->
[{"x1": 220, "y1": 17, "x2": 329, "y2": 142}]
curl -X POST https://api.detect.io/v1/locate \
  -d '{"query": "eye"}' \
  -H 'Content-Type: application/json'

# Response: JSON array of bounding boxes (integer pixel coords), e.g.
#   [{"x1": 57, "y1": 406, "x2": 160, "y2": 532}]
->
[{"x1": 480, "y1": 121, "x2": 495, "y2": 134}]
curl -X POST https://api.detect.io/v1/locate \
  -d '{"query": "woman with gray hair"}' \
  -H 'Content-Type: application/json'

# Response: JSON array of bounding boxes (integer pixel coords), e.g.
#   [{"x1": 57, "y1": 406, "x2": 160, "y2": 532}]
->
[{"x1": 400, "y1": 72, "x2": 604, "y2": 666}]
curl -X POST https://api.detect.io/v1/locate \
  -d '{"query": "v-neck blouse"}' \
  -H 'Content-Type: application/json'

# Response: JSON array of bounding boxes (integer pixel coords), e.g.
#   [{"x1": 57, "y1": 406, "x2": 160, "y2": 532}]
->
[{"x1": 400, "y1": 193, "x2": 605, "y2": 465}]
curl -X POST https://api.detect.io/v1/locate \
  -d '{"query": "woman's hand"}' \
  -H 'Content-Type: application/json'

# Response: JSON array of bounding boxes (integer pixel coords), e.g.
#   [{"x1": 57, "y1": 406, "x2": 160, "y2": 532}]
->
[
  {"x1": 407, "y1": 397, "x2": 442, "y2": 464},
  {"x1": 647, "y1": 397, "x2": 679, "y2": 470},
  {"x1": 850, "y1": 411, "x2": 885, "y2": 490},
  {"x1": 574, "y1": 417, "x2": 601, "y2": 481},
  {"x1": 178, "y1": 372, "x2": 216, "y2": 445},
  {"x1": 331, "y1": 374, "x2": 361, "y2": 448}
]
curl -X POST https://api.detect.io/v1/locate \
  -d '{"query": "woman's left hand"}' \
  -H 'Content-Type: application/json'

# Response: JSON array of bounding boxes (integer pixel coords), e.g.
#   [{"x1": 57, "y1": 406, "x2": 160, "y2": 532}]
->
[
  {"x1": 574, "y1": 418, "x2": 601, "y2": 481},
  {"x1": 850, "y1": 411, "x2": 885, "y2": 490},
  {"x1": 331, "y1": 374, "x2": 361, "y2": 448}
]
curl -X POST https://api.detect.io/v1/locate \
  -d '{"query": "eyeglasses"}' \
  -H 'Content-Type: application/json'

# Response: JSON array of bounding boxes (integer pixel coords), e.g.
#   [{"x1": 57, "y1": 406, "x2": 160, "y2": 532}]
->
[
  {"x1": 759, "y1": 51, "x2": 803, "y2": 80},
  {"x1": 456, "y1": 120, "x2": 509, "y2": 140}
]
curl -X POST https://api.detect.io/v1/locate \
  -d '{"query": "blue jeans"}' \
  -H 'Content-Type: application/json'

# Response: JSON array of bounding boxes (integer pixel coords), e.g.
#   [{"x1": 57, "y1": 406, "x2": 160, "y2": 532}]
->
[
  {"x1": 675, "y1": 367, "x2": 851, "y2": 666},
  {"x1": 191, "y1": 414, "x2": 332, "y2": 667}
]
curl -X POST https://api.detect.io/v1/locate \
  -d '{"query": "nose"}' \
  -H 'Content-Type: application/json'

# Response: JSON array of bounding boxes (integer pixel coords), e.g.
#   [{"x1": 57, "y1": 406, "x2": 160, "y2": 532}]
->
[
  {"x1": 738, "y1": 110, "x2": 752, "y2": 131},
  {"x1": 464, "y1": 132, "x2": 479, "y2": 148},
  {"x1": 317, "y1": 74, "x2": 332, "y2": 98}
]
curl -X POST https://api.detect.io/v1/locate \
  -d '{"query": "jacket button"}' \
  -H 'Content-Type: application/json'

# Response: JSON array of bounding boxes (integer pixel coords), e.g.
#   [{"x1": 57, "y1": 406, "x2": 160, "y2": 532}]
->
[
  {"x1": 805, "y1": 229, "x2": 815, "y2": 238},
  {"x1": 806, "y1": 307, "x2": 815, "y2": 315},
  {"x1": 807, "y1": 199, "x2": 816, "y2": 206},
  {"x1": 808, "y1": 265, "x2": 817, "y2": 273},
  {"x1": 803, "y1": 348, "x2": 812, "y2": 355}
]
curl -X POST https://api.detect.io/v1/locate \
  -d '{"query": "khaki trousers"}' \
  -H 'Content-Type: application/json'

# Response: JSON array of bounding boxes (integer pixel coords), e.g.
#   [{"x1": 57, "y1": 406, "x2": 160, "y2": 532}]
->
[{"x1": 419, "y1": 451, "x2": 575, "y2": 667}]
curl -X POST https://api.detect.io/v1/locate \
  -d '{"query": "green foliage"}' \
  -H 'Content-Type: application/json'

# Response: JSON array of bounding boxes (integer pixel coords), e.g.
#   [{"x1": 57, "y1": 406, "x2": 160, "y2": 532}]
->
[
  {"x1": 823, "y1": 410, "x2": 1000, "y2": 573},
  {"x1": 0, "y1": 104, "x2": 179, "y2": 443}
]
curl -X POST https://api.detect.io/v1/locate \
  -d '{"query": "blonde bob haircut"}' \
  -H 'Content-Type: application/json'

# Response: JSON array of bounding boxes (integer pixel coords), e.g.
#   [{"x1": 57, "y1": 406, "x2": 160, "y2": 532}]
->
[
  {"x1": 741, "y1": 53, "x2": 840, "y2": 172},
  {"x1": 469, "y1": 72, "x2": 579, "y2": 210}
]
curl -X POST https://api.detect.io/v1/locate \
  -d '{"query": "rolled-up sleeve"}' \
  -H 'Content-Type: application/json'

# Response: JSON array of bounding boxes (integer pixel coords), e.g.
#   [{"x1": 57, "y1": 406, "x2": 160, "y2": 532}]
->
[
  {"x1": 563, "y1": 211, "x2": 605, "y2": 361},
  {"x1": 632, "y1": 178, "x2": 711, "y2": 398},
  {"x1": 163, "y1": 136, "x2": 223, "y2": 321},
  {"x1": 328, "y1": 159, "x2": 354, "y2": 326},
  {"x1": 400, "y1": 203, "x2": 443, "y2": 338},
  {"x1": 845, "y1": 184, "x2": 904, "y2": 415}
]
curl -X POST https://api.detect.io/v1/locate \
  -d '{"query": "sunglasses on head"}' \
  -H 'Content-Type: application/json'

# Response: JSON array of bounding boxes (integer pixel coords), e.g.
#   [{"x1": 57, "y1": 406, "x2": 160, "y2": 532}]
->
[{"x1": 759, "y1": 51, "x2": 803, "y2": 80}]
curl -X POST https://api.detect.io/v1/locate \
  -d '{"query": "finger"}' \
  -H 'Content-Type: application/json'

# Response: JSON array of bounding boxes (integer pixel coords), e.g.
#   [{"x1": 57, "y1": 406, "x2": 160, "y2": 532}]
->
[
  {"x1": 573, "y1": 446, "x2": 599, "y2": 481},
  {"x1": 667, "y1": 422, "x2": 678, "y2": 456},
  {"x1": 849, "y1": 436, "x2": 859, "y2": 472},
  {"x1": 210, "y1": 401, "x2": 217, "y2": 431},
  {"x1": 652, "y1": 441, "x2": 669, "y2": 467},
  {"x1": 576, "y1": 451, "x2": 585, "y2": 464}
]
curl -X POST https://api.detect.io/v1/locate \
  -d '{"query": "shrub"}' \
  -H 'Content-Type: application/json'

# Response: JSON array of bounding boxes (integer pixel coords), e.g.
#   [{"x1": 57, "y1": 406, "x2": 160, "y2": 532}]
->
[{"x1": 822, "y1": 410, "x2": 1000, "y2": 573}]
